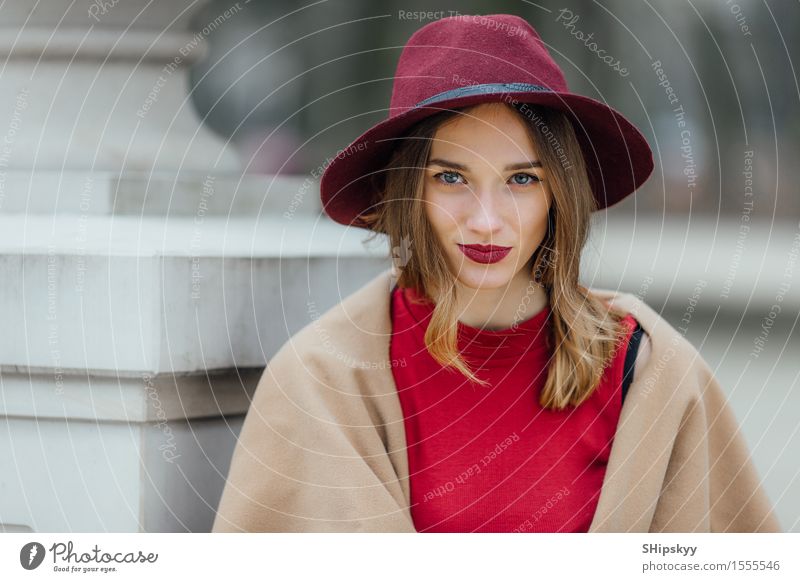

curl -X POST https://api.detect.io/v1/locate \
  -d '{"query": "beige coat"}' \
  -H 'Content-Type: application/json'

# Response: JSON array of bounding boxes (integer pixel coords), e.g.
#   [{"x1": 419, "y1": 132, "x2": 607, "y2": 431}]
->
[{"x1": 212, "y1": 267, "x2": 781, "y2": 532}]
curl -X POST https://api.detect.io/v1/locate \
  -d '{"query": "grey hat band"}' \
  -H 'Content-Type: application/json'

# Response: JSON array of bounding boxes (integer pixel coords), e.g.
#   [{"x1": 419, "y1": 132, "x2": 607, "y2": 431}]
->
[{"x1": 414, "y1": 82, "x2": 551, "y2": 108}]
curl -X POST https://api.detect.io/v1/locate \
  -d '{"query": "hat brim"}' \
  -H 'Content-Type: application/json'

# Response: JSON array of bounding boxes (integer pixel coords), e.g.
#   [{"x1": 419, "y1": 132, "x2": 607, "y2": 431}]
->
[{"x1": 320, "y1": 90, "x2": 654, "y2": 230}]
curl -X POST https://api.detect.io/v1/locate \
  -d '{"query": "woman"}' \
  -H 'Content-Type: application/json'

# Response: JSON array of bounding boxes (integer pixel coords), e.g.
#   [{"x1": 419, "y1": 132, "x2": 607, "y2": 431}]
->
[{"x1": 212, "y1": 14, "x2": 779, "y2": 533}]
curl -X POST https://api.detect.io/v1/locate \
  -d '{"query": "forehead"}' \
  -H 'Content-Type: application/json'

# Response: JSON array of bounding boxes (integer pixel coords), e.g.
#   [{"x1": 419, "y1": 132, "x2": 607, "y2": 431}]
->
[{"x1": 429, "y1": 103, "x2": 538, "y2": 161}]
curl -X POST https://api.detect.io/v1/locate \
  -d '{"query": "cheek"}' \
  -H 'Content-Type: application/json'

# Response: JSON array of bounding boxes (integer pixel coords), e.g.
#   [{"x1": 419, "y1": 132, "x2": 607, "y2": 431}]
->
[
  {"x1": 517, "y1": 199, "x2": 550, "y2": 242},
  {"x1": 422, "y1": 190, "x2": 460, "y2": 234}
]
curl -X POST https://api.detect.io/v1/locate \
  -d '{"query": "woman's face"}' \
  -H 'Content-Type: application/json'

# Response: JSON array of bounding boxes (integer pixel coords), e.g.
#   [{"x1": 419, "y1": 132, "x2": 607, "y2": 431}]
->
[{"x1": 422, "y1": 102, "x2": 553, "y2": 291}]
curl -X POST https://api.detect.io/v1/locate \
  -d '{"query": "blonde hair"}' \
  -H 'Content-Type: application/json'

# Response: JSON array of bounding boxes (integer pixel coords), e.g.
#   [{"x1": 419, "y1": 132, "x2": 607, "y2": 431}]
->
[{"x1": 359, "y1": 102, "x2": 630, "y2": 410}]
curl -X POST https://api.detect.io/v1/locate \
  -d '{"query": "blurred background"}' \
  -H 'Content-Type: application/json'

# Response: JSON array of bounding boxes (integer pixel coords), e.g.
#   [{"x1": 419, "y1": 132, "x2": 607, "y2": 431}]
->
[
  {"x1": 0, "y1": 0, "x2": 797, "y2": 533},
  {"x1": 192, "y1": 0, "x2": 799, "y2": 218}
]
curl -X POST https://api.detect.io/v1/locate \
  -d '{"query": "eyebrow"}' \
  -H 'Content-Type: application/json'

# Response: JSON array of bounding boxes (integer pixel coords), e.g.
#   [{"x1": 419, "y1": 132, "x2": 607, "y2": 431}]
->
[{"x1": 427, "y1": 158, "x2": 542, "y2": 171}]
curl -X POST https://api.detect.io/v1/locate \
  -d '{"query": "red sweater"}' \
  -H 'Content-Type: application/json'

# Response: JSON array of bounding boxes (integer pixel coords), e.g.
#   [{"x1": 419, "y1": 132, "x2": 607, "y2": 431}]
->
[{"x1": 390, "y1": 285, "x2": 637, "y2": 532}]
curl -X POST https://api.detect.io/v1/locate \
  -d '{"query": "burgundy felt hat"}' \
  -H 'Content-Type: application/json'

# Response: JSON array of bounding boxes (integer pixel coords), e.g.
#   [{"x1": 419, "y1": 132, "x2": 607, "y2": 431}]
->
[{"x1": 320, "y1": 13, "x2": 654, "y2": 230}]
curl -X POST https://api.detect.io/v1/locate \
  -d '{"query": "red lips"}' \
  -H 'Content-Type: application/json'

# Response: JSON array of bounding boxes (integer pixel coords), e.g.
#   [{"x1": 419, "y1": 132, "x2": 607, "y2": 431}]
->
[{"x1": 457, "y1": 243, "x2": 512, "y2": 264}]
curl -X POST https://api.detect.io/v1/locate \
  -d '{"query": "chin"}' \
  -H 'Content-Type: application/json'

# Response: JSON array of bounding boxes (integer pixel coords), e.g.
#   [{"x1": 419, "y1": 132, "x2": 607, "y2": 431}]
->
[{"x1": 451, "y1": 265, "x2": 517, "y2": 290}]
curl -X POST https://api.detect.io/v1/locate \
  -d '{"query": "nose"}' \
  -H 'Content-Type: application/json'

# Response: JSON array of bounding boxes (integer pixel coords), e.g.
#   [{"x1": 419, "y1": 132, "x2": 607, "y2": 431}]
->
[{"x1": 464, "y1": 185, "x2": 504, "y2": 237}]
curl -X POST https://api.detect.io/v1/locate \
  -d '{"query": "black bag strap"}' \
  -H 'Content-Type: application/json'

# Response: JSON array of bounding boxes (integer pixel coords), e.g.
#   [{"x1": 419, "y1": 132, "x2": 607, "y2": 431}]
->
[{"x1": 621, "y1": 320, "x2": 644, "y2": 405}]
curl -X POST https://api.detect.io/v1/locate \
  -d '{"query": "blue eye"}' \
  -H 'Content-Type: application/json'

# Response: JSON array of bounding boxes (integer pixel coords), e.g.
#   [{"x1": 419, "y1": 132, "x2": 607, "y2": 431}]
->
[
  {"x1": 434, "y1": 171, "x2": 464, "y2": 186},
  {"x1": 510, "y1": 173, "x2": 541, "y2": 185},
  {"x1": 432, "y1": 171, "x2": 540, "y2": 187}
]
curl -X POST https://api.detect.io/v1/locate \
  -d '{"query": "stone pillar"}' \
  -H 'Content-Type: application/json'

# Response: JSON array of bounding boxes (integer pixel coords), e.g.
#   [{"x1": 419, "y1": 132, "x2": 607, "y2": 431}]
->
[{"x1": 0, "y1": 0, "x2": 391, "y2": 532}]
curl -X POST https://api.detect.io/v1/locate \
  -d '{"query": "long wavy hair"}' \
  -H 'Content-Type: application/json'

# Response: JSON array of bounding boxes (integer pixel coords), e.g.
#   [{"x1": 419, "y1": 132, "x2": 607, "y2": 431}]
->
[{"x1": 359, "y1": 101, "x2": 631, "y2": 411}]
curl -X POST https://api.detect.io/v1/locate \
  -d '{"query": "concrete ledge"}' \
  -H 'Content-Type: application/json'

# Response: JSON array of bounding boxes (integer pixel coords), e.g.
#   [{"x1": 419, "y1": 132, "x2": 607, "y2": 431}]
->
[
  {"x1": 0, "y1": 215, "x2": 389, "y2": 373},
  {"x1": 0, "y1": 171, "x2": 320, "y2": 217},
  {"x1": 584, "y1": 214, "x2": 800, "y2": 313},
  {"x1": 0, "y1": 368, "x2": 261, "y2": 422}
]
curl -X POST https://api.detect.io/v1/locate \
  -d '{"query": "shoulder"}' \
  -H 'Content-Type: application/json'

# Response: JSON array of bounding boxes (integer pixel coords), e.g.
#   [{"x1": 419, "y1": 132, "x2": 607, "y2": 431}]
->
[
  {"x1": 585, "y1": 288, "x2": 718, "y2": 421},
  {"x1": 586, "y1": 287, "x2": 701, "y2": 387}
]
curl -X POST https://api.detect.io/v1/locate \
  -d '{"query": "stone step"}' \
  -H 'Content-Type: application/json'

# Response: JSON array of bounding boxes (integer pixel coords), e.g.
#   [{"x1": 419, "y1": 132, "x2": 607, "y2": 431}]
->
[{"x1": 0, "y1": 213, "x2": 391, "y2": 375}]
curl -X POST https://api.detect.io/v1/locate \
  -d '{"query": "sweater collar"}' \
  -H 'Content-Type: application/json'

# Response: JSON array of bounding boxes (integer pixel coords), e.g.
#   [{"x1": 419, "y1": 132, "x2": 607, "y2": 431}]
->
[{"x1": 393, "y1": 284, "x2": 552, "y2": 363}]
